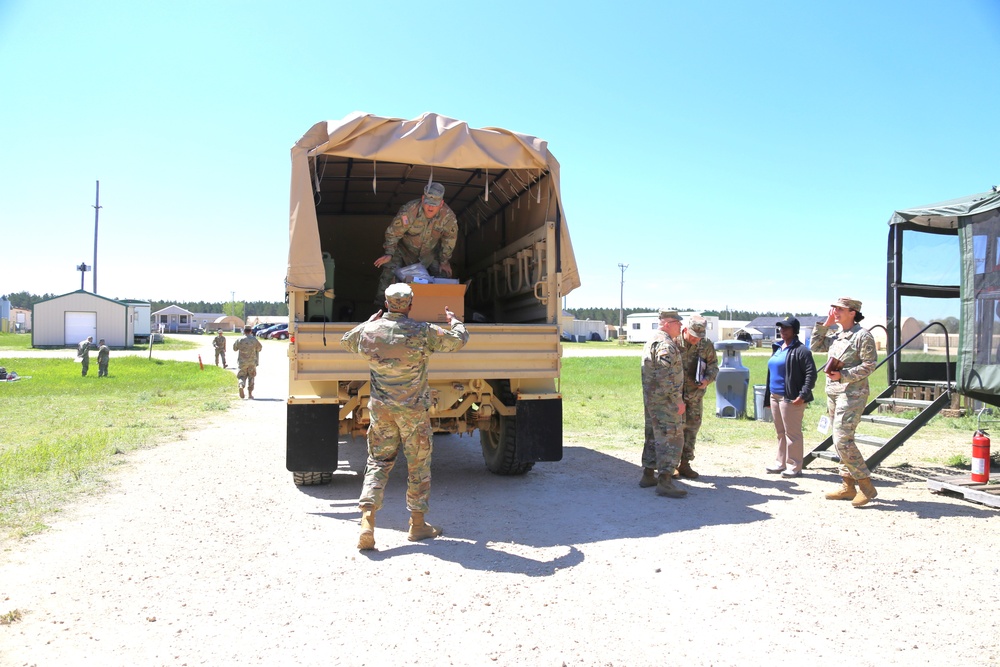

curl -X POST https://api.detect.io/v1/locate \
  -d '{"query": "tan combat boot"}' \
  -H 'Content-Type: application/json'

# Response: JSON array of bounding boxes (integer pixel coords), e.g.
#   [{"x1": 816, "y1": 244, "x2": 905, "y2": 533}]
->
[
  {"x1": 655, "y1": 473, "x2": 688, "y2": 499},
  {"x1": 358, "y1": 507, "x2": 376, "y2": 550},
  {"x1": 825, "y1": 476, "x2": 857, "y2": 500},
  {"x1": 674, "y1": 460, "x2": 699, "y2": 479},
  {"x1": 852, "y1": 478, "x2": 878, "y2": 507},
  {"x1": 238, "y1": 385, "x2": 245, "y2": 399},
  {"x1": 408, "y1": 511, "x2": 443, "y2": 541},
  {"x1": 639, "y1": 468, "x2": 657, "y2": 488}
]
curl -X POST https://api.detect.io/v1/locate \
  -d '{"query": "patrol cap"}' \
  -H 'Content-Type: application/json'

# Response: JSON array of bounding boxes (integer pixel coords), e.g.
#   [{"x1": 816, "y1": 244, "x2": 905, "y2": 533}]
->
[
  {"x1": 385, "y1": 282, "x2": 414, "y2": 311},
  {"x1": 685, "y1": 315, "x2": 707, "y2": 337},
  {"x1": 244, "y1": 325, "x2": 252, "y2": 332},
  {"x1": 832, "y1": 297, "x2": 862, "y2": 312},
  {"x1": 658, "y1": 309, "x2": 682, "y2": 322},
  {"x1": 423, "y1": 182, "x2": 445, "y2": 206},
  {"x1": 776, "y1": 316, "x2": 800, "y2": 333}
]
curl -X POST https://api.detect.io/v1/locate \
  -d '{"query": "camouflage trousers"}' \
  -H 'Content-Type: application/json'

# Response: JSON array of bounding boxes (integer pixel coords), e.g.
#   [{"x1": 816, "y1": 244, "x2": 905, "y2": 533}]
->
[
  {"x1": 215, "y1": 349, "x2": 226, "y2": 366},
  {"x1": 98, "y1": 362, "x2": 109, "y2": 377},
  {"x1": 358, "y1": 405, "x2": 434, "y2": 513},
  {"x1": 641, "y1": 398, "x2": 683, "y2": 473},
  {"x1": 828, "y1": 391, "x2": 871, "y2": 480},
  {"x1": 80, "y1": 356, "x2": 89, "y2": 376},
  {"x1": 681, "y1": 389, "x2": 706, "y2": 462},
  {"x1": 236, "y1": 363, "x2": 257, "y2": 392}
]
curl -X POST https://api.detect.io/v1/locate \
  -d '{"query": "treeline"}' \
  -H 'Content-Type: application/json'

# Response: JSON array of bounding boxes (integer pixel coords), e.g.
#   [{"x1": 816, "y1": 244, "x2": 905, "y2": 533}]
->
[
  {"x1": 2, "y1": 291, "x2": 287, "y2": 317},
  {"x1": 569, "y1": 307, "x2": 819, "y2": 326}
]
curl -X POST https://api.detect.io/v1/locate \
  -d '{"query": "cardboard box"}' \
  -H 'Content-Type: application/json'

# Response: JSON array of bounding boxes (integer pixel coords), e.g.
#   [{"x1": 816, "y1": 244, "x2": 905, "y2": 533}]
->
[{"x1": 408, "y1": 283, "x2": 466, "y2": 323}]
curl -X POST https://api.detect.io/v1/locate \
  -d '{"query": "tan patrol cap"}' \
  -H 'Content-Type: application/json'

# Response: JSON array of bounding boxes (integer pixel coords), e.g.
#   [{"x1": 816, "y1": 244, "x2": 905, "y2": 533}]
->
[
  {"x1": 685, "y1": 315, "x2": 707, "y2": 337},
  {"x1": 658, "y1": 309, "x2": 682, "y2": 321},
  {"x1": 832, "y1": 297, "x2": 862, "y2": 312},
  {"x1": 385, "y1": 283, "x2": 414, "y2": 310}
]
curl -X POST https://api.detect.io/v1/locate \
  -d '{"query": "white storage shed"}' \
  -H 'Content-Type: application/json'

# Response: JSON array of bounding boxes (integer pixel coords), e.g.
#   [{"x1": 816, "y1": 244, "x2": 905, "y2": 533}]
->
[{"x1": 32, "y1": 290, "x2": 143, "y2": 349}]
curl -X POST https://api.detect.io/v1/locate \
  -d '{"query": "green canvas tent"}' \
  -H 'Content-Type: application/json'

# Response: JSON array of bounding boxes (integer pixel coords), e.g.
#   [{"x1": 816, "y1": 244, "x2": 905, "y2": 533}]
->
[{"x1": 887, "y1": 186, "x2": 1000, "y2": 406}]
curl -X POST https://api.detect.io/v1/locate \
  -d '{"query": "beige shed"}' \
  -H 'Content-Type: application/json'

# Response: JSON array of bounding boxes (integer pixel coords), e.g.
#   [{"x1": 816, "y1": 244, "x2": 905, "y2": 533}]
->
[{"x1": 32, "y1": 290, "x2": 142, "y2": 349}]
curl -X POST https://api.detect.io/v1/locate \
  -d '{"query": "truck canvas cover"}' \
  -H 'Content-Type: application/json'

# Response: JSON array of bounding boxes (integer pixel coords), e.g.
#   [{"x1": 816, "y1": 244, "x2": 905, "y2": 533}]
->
[{"x1": 286, "y1": 111, "x2": 580, "y2": 298}]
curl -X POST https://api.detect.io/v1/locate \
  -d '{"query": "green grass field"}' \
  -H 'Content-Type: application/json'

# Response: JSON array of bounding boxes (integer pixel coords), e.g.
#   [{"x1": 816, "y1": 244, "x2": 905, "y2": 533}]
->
[{"x1": 0, "y1": 355, "x2": 234, "y2": 539}]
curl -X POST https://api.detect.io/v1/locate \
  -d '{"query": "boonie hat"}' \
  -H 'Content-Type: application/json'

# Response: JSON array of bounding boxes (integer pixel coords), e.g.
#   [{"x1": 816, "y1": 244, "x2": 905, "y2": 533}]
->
[
  {"x1": 423, "y1": 182, "x2": 445, "y2": 206},
  {"x1": 658, "y1": 309, "x2": 682, "y2": 322},
  {"x1": 685, "y1": 315, "x2": 707, "y2": 337},
  {"x1": 776, "y1": 316, "x2": 800, "y2": 333},
  {"x1": 385, "y1": 283, "x2": 414, "y2": 311},
  {"x1": 832, "y1": 297, "x2": 862, "y2": 312}
]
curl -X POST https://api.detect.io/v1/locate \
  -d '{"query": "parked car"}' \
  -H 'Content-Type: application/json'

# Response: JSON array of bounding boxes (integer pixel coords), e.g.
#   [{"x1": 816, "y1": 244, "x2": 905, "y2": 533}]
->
[
  {"x1": 257, "y1": 323, "x2": 285, "y2": 338},
  {"x1": 264, "y1": 324, "x2": 289, "y2": 340}
]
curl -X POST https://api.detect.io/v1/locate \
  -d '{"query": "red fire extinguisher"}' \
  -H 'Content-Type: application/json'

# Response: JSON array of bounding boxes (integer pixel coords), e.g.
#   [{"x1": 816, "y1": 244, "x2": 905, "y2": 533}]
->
[{"x1": 972, "y1": 429, "x2": 991, "y2": 483}]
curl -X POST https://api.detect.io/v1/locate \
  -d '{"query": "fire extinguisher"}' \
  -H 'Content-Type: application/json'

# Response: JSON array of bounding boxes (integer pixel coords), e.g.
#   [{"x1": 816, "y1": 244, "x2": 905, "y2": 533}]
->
[{"x1": 972, "y1": 429, "x2": 991, "y2": 483}]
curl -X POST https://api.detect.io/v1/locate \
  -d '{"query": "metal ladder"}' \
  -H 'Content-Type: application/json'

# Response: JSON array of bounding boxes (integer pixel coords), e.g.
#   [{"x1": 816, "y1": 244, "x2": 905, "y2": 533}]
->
[
  {"x1": 803, "y1": 320, "x2": 954, "y2": 472},
  {"x1": 803, "y1": 380, "x2": 953, "y2": 471}
]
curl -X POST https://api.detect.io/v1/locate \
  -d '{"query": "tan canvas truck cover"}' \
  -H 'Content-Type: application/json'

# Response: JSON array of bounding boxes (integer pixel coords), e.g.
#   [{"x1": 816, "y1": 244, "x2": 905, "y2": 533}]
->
[{"x1": 286, "y1": 112, "x2": 579, "y2": 297}]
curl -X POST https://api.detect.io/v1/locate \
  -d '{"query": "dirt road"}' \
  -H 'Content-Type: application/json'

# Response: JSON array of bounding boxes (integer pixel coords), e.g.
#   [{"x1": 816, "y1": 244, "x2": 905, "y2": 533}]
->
[{"x1": 2, "y1": 338, "x2": 999, "y2": 666}]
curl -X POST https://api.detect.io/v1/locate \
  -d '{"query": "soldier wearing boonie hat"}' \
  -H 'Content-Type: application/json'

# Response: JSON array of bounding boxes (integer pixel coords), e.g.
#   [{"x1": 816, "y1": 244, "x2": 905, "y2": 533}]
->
[
  {"x1": 372, "y1": 181, "x2": 459, "y2": 304},
  {"x1": 342, "y1": 278, "x2": 470, "y2": 551},
  {"x1": 810, "y1": 296, "x2": 879, "y2": 507},
  {"x1": 675, "y1": 314, "x2": 718, "y2": 479}
]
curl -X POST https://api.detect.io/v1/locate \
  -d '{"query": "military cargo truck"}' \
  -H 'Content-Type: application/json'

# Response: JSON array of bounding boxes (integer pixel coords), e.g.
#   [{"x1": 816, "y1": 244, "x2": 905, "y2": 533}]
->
[{"x1": 284, "y1": 112, "x2": 581, "y2": 486}]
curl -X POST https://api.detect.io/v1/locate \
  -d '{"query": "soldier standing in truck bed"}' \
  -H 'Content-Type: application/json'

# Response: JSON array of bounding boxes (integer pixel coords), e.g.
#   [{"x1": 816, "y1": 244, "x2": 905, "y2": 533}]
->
[
  {"x1": 342, "y1": 282, "x2": 469, "y2": 550},
  {"x1": 372, "y1": 182, "x2": 458, "y2": 304}
]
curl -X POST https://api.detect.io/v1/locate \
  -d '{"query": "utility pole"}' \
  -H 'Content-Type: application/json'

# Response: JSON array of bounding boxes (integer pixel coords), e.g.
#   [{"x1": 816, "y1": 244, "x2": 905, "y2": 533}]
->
[
  {"x1": 92, "y1": 181, "x2": 101, "y2": 293},
  {"x1": 618, "y1": 263, "x2": 628, "y2": 341}
]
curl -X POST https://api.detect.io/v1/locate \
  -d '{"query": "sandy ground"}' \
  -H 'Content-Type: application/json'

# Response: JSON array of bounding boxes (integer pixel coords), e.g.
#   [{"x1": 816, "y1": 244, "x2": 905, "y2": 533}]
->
[{"x1": 2, "y1": 337, "x2": 999, "y2": 666}]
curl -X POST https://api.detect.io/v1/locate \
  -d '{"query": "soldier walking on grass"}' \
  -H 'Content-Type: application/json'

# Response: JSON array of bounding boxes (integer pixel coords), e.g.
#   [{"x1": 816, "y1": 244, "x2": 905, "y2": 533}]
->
[
  {"x1": 232, "y1": 326, "x2": 262, "y2": 399},
  {"x1": 213, "y1": 331, "x2": 227, "y2": 368},
  {"x1": 96, "y1": 339, "x2": 110, "y2": 377},
  {"x1": 639, "y1": 310, "x2": 688, "y2": 498},
  {"x1": 77, "y1": 336, "x2": 94, "y2": 377},
  {"x1": 342, "y1": 283, "x2": 469, "y2": 550},
  {"x1": 675, "y1": 315, "x2": 719, "y2": 479}
]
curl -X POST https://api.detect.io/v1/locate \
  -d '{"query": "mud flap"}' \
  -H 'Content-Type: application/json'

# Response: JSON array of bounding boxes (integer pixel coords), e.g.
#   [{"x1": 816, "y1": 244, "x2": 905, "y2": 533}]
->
[
  {"x1": 515, "y1": 398, "x2": 562, "y2": 462},
  {"x1": 286, "y1": 403, "x2": 339, "y2": 472}
]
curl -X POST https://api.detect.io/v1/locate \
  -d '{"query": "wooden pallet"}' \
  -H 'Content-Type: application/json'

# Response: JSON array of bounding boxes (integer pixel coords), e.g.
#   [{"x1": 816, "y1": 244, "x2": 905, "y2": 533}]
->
[{"x1": 927, "y1": 475, "x2": 1000, "y2": 509}]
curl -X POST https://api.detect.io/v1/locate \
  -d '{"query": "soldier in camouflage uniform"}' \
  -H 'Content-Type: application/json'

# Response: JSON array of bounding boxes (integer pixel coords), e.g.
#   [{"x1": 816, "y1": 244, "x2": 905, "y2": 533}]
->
[
  {"x1": 96, "y1": 339, "x2": 110, "y2": 377},
  {"x1": 810, "y1": 297, "x2": 879, "y2": 507},
  {"x1": 232, "y1": 325, "x2": 262, "y2": 400},
  {"x1": 342, "y1": 282, "x2": 469, "y2": 550},
  {"x1": 674, "y1": 315, "x2": 719, "y2": 479},
  {"x1": 373, "y1": 182, "x2": 459, "y2": 304},
  {"x1": 77, "y1": 336, "x2": 94, "y2": 377},
  {"x1": 639, "y1": 310, "x2": 688, "y2": 498},
  {"x1": 213, "y1": 332, "x2": 227, "y2": 368}
]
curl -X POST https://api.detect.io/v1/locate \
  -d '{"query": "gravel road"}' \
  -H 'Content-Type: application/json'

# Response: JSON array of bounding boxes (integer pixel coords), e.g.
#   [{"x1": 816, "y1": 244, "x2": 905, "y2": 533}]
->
[{"x1": 2, "y1": 336, "x2": 999, "y2": 666}]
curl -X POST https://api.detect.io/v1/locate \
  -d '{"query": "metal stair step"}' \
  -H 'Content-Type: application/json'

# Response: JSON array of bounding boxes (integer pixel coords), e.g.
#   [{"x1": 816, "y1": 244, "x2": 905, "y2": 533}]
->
[
  {"x1": 813, "y1": 450, "x2": 840, "y2": 462},
  {"x1": 855, "y1": 434, "x2": 890, "y2": 447},
  {"x1": 861, "y1": 415, "x2": 912, "y2": 427},
  {"x1": 875, "y1": 398, "x2": 933, "y2": 409}
]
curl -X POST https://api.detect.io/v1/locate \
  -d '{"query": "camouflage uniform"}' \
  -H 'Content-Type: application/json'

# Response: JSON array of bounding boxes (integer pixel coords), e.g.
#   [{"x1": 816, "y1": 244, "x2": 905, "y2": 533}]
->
[
  {"x1": 810, "y1": 322, "x2": 878, "y2": 480},
  {"x1": 213, "y1": 333, "x2": 227, "y2": 367},
  {"x1": 375, "y1": 199, "x2": 459, "y2": 301},
  {"x1": 232, "y1": 332, "x2": 262, "y2": 395},
  {"x1": 77, "y1": 338, "x2": 93, "y2": 377},
  {"x1": 679, "y1": 335, "x2": 719, "y2": 463},
  {"x1": 342, "y1": 307, "x2": 468, "y2": 512},
  {"x1": 97, "y1": 343, "x2": 110, "y2": 377},
  {"x1": 641, "y1": 330, "x2": 685, "y2": 474}
]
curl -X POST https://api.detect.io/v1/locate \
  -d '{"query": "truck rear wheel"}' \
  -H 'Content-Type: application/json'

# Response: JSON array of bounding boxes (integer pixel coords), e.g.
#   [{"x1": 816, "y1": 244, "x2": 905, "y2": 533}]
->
[
  {"x1": 292, "y1": 471, "x2": 332, "y2": 486},
  {"x1": 480, "y1": 381, "x2": 533, "y2": 476}
]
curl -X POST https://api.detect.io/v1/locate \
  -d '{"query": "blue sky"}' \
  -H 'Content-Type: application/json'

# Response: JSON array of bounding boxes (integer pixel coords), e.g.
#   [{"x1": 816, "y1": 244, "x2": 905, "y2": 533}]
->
[{"x1": 1, "y1": 1, "x2": 998, "y2": 320}]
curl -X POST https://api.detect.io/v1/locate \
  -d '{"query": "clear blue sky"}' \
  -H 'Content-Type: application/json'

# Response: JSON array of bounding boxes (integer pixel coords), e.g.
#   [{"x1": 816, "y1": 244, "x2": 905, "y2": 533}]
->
[{"x1": 2, "y1": 0, "x2": 998, "y2": 320}]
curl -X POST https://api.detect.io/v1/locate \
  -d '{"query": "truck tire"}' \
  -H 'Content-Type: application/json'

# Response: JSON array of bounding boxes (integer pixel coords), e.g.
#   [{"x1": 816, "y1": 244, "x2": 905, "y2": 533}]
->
[
  {"x1": 480, "y1": 381, "x2": 534, "y2": 475},
  {"x1": 292, "y1": 471, "x2": 332, "y2": 486}
]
